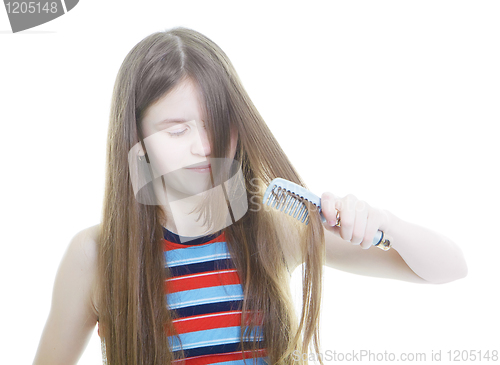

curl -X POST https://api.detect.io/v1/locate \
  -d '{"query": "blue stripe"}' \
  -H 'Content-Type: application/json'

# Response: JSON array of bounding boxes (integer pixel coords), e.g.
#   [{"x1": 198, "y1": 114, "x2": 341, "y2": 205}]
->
[
  {"x1": 215, "y1": 359, "x2": 269, "y2": 365},
  {"x1": 168, "y1": 326, "x2": 264, "y2": 351},
  {"x1": 167, "y1": 258, "x2": 235, "y2": 277},
  {"x1": 172, "y1": 341, "x2": 267, "y2": 359},
  {"x1": 165, "y1": 241, "x2": 230, "y2": 267},
  {"x1": 167, "y1": 284, "x2": 244, "y2": 309},
  {"x1": 172, "y1": 300, "x2": 242, "y2": 318}
]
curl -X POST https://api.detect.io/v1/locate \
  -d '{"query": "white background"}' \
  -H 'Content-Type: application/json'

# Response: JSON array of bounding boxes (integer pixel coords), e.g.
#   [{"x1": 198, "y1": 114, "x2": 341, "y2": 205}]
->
[{"x1": 1, "y1": 1, "x2": 498, "y2": 364}]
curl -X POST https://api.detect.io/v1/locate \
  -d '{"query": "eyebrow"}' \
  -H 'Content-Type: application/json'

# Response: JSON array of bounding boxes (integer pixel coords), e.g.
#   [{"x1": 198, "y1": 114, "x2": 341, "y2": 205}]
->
[
  {"x1": 155, "y1": 118, "x2": 192, "y2": 125},
  {"x1": 155, "y1": 119, "x2": 207, "y2": 129}
]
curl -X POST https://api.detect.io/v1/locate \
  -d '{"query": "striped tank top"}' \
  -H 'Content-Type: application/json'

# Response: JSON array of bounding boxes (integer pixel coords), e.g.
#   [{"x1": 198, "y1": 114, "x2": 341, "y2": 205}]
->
[
  {"x1": 163, "y1": 227, "x2": 269, "y2": 365},
  {"x1": 96, "y1": 228, "x2": 268, "y2": 364}
]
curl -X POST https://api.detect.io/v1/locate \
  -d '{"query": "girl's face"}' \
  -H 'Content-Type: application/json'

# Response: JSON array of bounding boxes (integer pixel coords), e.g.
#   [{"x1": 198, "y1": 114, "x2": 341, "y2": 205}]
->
[{"x1": 140, "y1": 77, "x2": 238, "y2": 200}]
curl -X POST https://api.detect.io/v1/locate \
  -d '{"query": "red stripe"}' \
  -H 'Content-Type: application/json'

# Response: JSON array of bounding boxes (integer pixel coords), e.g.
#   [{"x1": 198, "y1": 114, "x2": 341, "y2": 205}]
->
[
  {"x1": 165, "y1": 270, "x2": 241, "y2": 294},
  {"x1": 172, "y1": 348, "x2": 268, "y2": 365},
  {"x1": 163, "y1": 231, "x2": 226, "y2": 251},
  {"x1": 172, "y1": 310, "x2": 265, "y2": 334},
  {"x1": 173, "y1": 311, "x2": 242, "y2": 334}
]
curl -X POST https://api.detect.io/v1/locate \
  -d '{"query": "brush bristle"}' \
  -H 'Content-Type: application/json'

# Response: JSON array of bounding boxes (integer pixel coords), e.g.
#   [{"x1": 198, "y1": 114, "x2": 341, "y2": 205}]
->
[{"x1": 264, "y1": 184, "x2": 316, "y2": 225}]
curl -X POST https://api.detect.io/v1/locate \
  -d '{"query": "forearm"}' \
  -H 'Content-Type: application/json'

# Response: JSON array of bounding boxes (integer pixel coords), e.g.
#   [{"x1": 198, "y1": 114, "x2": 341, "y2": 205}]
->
[{"x1": 383, "y1": 210, "x2": 468, "y2": 284}]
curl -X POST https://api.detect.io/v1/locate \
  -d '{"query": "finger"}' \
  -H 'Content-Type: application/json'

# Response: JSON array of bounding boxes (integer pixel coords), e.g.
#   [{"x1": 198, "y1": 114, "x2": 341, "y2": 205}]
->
[
  {"x1": 361, "y1": 208, "x2": 379, "y2": 249},
  {"x1": 338, "y1": 194, "x2": 357, "y2": 242},
  {"x1": 361, "y1": 207, "x2": 390, "y2": 249},
  {"x1": 324, "y1": 223, "x2": 341, "y2": 237},
  {"x1": 320, "y1": 192, "x2": 341, "y2": 227},
  {"x1": 351, "y1": 200, "x2": 369, "y2": 246}
]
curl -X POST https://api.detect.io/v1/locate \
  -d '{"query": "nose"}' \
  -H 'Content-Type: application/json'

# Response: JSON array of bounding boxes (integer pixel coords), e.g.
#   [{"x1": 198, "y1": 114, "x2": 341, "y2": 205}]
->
[{"x1": 191, "y1": 121, "x2": 211, "y2": 157}]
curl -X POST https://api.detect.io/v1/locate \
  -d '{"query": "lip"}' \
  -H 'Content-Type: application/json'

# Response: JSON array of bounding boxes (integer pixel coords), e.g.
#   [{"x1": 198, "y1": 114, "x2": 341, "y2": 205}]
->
[
  {"x1": 185, "y1": 164, "x2": 211, "y2": 173},
  {"x1": 186, "y1": 164, "x2": 211, "y2": 169}
]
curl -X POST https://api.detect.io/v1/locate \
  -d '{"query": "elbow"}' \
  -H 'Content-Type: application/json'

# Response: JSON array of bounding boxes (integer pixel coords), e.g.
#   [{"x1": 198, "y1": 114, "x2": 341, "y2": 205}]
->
[
  {"x1": 458, "y1": 259, "x2": 468, "y2": 280},
  {"x1": 452, "y1": 258, "x2": 469, "y2": 282},
  {"x1": 427, "y1": 266, "x2": 468, "y2": 285},
  {"x1": 428, "y1": 236, "x2": 468, "y2": 284},
  {"x1": 448, "y1": 243, "x2": 469, "y2": 282},
  {"x1": 424, "y1": 256, "x2": 468, "y2": 285}
]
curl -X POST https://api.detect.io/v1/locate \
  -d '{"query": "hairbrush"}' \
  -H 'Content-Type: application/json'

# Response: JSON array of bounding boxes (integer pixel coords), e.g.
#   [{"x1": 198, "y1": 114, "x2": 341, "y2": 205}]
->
[{"x1": 262, "y1": 178, "x2": 391, "y2": 250}]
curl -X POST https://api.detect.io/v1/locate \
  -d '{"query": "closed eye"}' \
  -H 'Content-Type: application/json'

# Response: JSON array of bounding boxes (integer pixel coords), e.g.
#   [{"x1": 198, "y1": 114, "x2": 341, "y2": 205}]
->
[{"x1": 168, "y1": 129, "x2": 188, "y2": 137}]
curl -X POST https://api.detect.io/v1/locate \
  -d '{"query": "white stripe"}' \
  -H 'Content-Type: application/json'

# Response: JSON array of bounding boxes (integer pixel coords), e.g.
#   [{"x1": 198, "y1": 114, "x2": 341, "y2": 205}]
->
[
  {"x1": 172, "y1": 310, "x2": 240, "y2": 323},
  {"x1": 167, "y1": 269, "x2": 237, "y2": 282},
  {"x1": 172, "y1": 336, "x2": 265, "y2": 351},
  {"x1": 171, "y1": 333, "x2": 264, "y2": 351}
]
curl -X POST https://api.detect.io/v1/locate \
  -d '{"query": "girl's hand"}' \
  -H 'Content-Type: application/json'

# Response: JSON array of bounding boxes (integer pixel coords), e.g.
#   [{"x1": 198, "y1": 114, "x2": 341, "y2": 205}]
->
[{"x1": 320, "y1": 192, "x2": 391, "y2": 249}]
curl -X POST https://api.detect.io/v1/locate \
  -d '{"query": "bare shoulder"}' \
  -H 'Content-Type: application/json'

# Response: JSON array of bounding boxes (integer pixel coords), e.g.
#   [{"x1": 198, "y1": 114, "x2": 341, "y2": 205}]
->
[
  {"x1": 70, "y1": 223, "x2": 100, "y2": 266},
  {"x1": 78, "y1": 223, "x2": 101, "y2": 246},
  {"x1": 32, "y1": 225, "x2": 102, "y2": 364},
  {"x1": 69, "y1": 223, "x2": 101, "y2": 318}
]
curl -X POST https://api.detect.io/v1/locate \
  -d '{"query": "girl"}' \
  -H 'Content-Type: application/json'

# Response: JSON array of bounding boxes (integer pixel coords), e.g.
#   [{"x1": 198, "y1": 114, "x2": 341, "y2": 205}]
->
[{"x1": 32, "y1": 27, "x2": 468, "y2": 365}]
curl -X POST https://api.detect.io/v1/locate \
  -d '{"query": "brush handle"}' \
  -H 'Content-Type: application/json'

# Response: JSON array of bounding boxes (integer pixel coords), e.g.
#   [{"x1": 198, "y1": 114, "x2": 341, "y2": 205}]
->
[{"x1": 319, "y1": 212, "x2": 391, "y2": 251}]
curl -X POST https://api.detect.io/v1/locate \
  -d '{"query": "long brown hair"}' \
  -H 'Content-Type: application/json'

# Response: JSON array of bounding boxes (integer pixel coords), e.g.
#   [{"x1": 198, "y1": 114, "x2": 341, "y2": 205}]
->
[{"x1": 97, "y1": 26, "x2": 326, "y2": 365}]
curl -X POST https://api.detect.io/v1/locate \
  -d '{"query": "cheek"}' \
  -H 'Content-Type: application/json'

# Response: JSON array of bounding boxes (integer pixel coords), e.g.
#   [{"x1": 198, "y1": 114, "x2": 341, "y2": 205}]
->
[
  {"x1": 147, "y1": 141, "x2": 185, "y2": 175},
  {"x1": 229, "y1": 131, "x2": 239, "y2": 158}
]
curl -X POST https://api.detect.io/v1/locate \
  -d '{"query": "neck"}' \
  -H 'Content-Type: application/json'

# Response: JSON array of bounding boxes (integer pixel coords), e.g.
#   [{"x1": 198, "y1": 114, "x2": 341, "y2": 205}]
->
[
  {"x1": 152, "y1": 174, "x2": 230, "y2": 237},
  {"x1": 161, "y1": 195, "x2": 214, "y2": 237}
]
